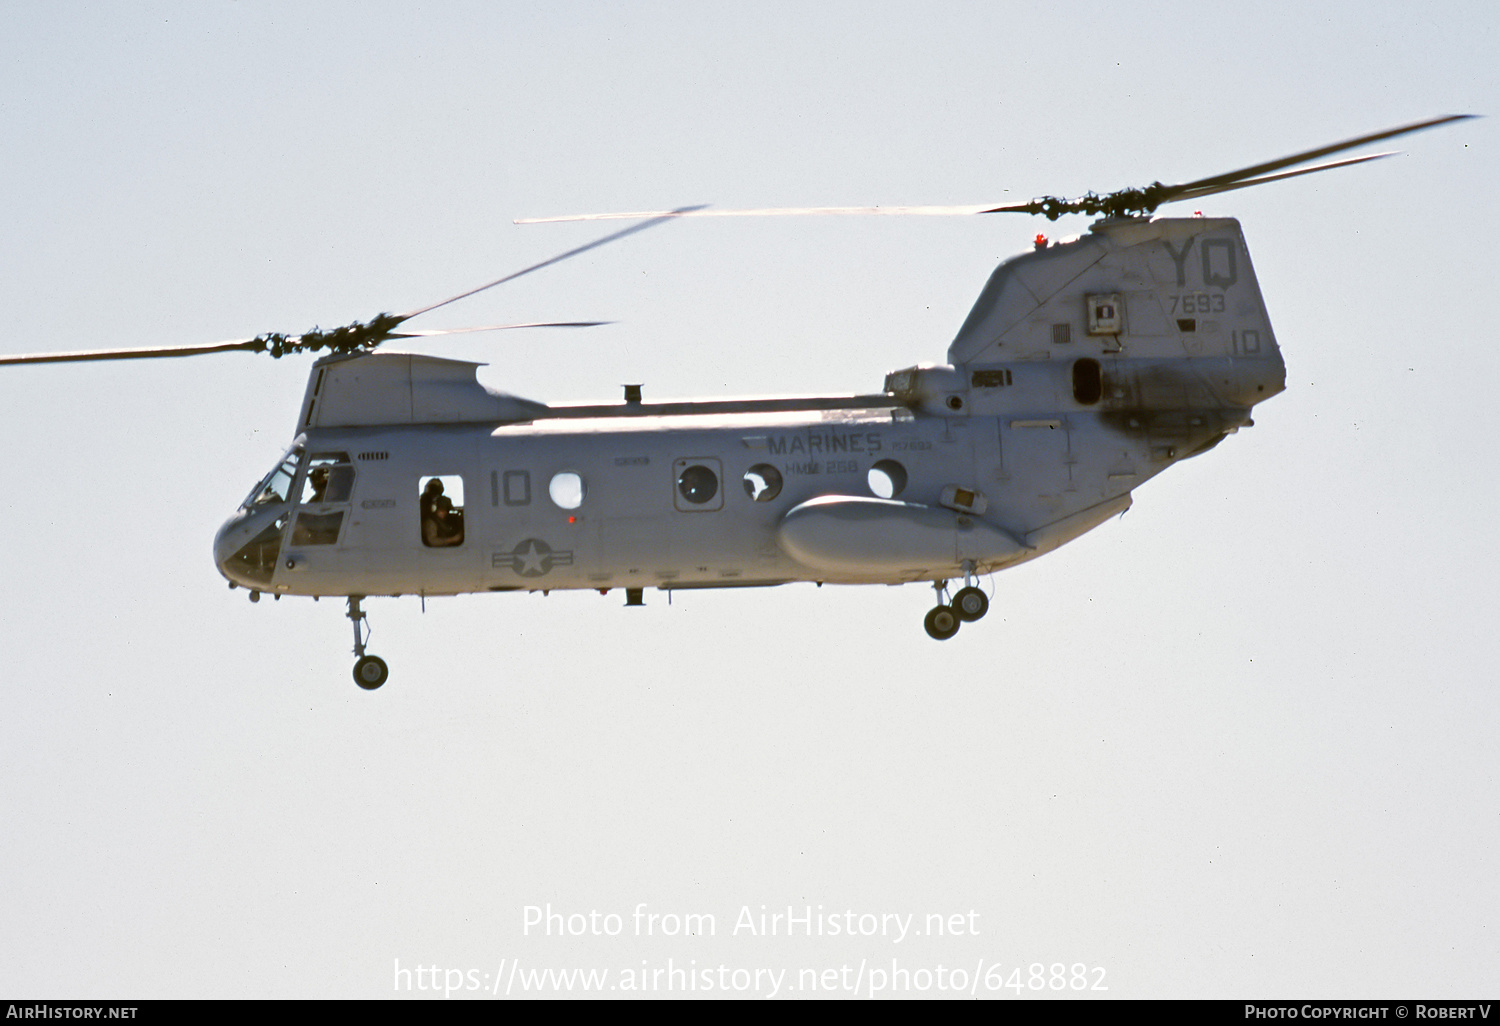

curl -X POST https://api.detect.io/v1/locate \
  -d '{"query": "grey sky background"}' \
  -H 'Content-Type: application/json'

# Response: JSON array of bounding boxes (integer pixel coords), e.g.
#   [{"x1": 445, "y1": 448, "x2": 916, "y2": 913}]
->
[{"x1": 0, "y1": 0, "x2": 1495, "y2": 998}]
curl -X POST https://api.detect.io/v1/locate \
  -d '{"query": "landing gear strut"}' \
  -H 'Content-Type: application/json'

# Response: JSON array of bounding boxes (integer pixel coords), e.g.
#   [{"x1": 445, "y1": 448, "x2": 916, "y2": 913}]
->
[
  {"x1": 923, "y1": 563, "x2": 989, "y2": 640},
  {"x1": 348, "y1": 595, "x2": 388, "y2": 689}
]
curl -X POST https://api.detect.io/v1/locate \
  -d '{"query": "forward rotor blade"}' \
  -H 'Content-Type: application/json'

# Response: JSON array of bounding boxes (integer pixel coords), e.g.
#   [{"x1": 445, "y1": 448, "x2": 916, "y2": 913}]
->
[
  {"x1": 0, "y1": 320, "x2": 618, "y2": 366},
  {"x1": 402, "y1": 205, "x2": 706, "y2": 320},
  {"x1": 0, "y1": 338, "x2": 261, "y2": 366},
  {"x1": 5, "y1": 211, "x2": 675, "y2": 368},
  {"x1": 1160, "y1": 114, "x2": 1475, "y2": 202},
  {"x1": 387, "y1": 321, "x2": 613, "y2": 338}
]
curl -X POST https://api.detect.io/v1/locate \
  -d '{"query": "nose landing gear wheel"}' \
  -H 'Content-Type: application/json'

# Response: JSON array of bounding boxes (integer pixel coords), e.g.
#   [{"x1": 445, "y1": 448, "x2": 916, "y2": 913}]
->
[
  {"x1": 346, "y1": 596, "x2": 389, "y2": 690},
  {"x1": 953, "y1": 586, "x2": 989, "y2": 622},
  {"x1": 924, "y1": 605, "x2": 961, "y2": 640},
  {"x1": 353, "y1": 655, "x2": 389, "y2": 690}
]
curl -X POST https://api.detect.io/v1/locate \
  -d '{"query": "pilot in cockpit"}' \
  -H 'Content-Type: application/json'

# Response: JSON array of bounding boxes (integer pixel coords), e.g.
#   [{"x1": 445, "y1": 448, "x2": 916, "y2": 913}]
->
[{"x1": 306, "y1": 466, "x2": 330, "y2": 504}]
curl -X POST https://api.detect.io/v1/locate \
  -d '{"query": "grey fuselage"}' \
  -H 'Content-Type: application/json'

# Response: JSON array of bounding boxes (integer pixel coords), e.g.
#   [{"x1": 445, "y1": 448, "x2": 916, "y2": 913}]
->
[{"x1": 214, "y1": 216, "x2": 1287, "y2": 602}]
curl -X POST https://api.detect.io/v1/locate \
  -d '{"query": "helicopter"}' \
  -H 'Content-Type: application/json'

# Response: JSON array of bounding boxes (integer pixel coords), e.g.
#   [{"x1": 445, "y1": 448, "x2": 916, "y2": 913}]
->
[{"x1": 0, "y1": 115, "x2": 1472, "y2": 690}]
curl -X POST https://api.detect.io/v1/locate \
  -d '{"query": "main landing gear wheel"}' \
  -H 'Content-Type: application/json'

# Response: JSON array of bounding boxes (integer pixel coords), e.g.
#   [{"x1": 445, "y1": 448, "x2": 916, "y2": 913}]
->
[
  {"x1": 353, "y1": 655, "x2": 389, "y2": 690},
  {"x1": 953, "y1": 586, "x2": 989, "y2": 622},
  {"x1": 924, "y1": 605, "x2": 961, "y2": 641}
]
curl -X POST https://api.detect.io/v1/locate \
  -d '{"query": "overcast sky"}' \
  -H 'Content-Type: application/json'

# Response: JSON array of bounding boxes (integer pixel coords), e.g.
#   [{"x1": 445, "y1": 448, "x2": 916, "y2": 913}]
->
[{"x1": 0, "y1": 0, "x2": 1495, "y2": 999}]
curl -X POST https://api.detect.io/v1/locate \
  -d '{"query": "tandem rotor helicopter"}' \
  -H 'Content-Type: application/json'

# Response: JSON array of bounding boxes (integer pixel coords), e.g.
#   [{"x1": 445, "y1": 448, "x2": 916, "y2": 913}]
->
[{"x1": 1, "y1": 116, "x2": 1473, "y2": 689}]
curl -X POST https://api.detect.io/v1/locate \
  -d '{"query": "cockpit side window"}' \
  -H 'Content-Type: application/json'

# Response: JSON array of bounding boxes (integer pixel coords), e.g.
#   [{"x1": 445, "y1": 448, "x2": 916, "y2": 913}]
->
[
  {"x1": 292, "y1": 452, "x2": 354, "y2": 547},
  {"x1": 291, "y1": 511, "x2": 344, "y2": 546},
  {"x1": 300, "y1": 452, "x2": 354, "y2": 505},
  {"x1": 244, "y1": 449, "x2": 304, "y2": 509}
]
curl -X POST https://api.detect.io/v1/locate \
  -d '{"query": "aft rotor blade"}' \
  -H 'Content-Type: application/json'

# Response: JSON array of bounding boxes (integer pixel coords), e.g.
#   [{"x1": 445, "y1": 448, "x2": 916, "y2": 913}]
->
[
  {"x1": 387, "y1": 321, "x2": 613, "y2": 338},
  {"x1": 521, "y1": 115, "x2": 1475, "y2": 226},
  {"x1": 401, "y1": 205, "x2": 706, "y2": 320},
  {"x1": 516, "y1": 204, "x2": 1002, "y2": 223},
  {"x1": 0, "y1": 338, "x2": 262, "y2": 366},
  {"x1": 1168, "y1": 151, "x2": 1399, "y2": 204},
  {"x1": 1161, "y1": 114, "x2": 1475, "y2": 202}
]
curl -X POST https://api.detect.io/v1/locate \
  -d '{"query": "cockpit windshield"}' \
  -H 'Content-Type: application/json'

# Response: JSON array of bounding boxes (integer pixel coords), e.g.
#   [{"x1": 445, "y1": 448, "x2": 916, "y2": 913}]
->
[{"x1": 243, "y1": 449, "x2": 304, "y2": 509}]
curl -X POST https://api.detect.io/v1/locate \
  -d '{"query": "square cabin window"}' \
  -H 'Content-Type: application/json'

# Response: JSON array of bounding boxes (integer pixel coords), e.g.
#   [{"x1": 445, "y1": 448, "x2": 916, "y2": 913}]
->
[{"x1": 419, "y1": 475, "x2": 465, "y2": 548}]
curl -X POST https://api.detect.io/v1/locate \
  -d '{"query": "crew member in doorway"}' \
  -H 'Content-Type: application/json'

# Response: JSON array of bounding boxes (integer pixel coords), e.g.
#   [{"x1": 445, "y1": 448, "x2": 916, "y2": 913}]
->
[{"x1": 420, "y1": 478, "x2": 464, "y2": 547}]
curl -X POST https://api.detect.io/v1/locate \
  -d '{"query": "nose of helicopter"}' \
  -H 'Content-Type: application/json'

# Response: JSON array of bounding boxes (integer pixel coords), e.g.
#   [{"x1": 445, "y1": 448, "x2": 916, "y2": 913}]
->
[
  {"x1": 213, "y1": 511, "x2": 249, "y2": 575},
  {"x1": 214, "y1": 505, "x2": 286, "y2": 589}
]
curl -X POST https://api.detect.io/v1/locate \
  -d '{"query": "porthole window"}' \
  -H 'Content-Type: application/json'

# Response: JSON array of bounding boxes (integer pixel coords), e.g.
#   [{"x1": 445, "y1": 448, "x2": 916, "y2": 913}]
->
[
  {"x1": 677, "y1": 464, "x2": 719, "y2": 505},
  {"x1": 673, "y1": 457, "x2": 724, "y2": 511},
  {"x1": 867, "y1": 459, "x2": 908, "y2": 499},
  {"x1": 548, "y1": 471, "x2": 585, "y2": 510},
  {"x1": 742, "y1": 463, "x2": 783, "y2": 502}
]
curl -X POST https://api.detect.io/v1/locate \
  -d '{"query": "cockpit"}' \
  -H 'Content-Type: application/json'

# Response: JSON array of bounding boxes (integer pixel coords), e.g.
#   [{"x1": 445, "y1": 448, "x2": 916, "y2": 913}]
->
[
  {"x1": 215, "y1": 447, "x2": 359, "y2": 589},
  {"x1": 214, "y1": 448, "x2": 303, "y2": 587}
]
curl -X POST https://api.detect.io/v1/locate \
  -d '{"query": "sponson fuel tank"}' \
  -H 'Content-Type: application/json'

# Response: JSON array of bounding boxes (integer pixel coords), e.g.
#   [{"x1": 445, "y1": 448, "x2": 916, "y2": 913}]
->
[{"x1": 777, "y1": 495, "x2": 1026, "y2": 580}]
